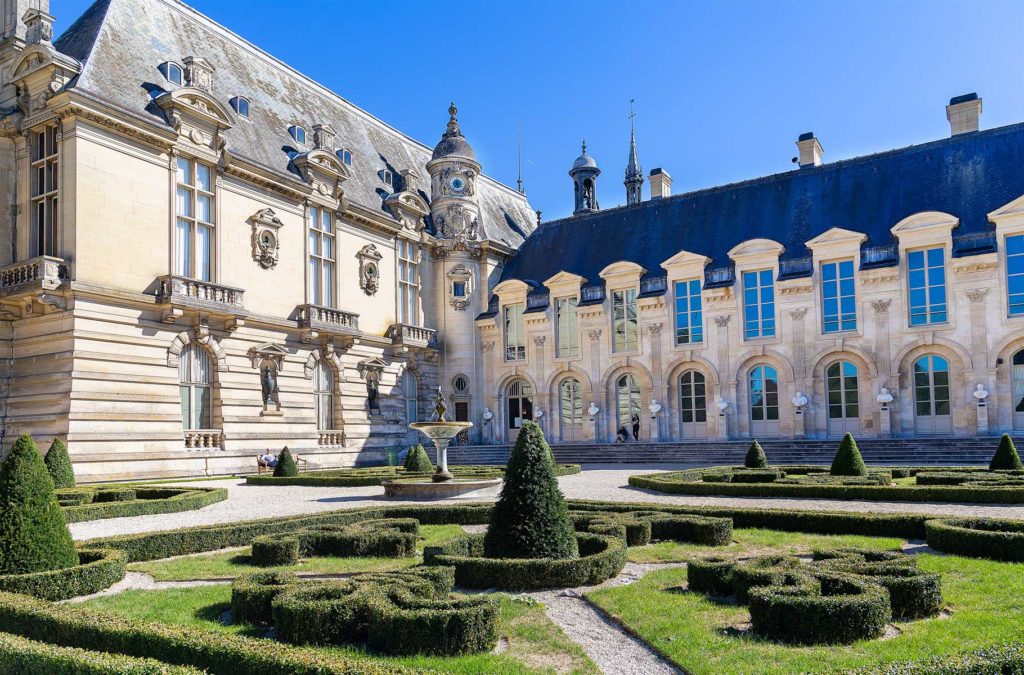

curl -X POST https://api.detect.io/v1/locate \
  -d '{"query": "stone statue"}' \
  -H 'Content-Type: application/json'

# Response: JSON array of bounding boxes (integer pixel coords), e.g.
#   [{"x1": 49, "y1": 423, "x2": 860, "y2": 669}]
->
[
  {"x1": 876, "y1": 387, "x2": 894, "y2": 405},
  {"x1": 367, "y1": 376, "x2": 379, "y2": 412},
  {"x1": 588, "y1": 402, "x2": 600, "y2": 417},
  {"x1": 973, "y1": 384, "x2": 989, "y2": 402},
  {"x1": 649, "y1": 399, "x2": 663, "y2": 416},
  {"x1": 431, "y1": 386, "x2": 448, "y2": 421}
]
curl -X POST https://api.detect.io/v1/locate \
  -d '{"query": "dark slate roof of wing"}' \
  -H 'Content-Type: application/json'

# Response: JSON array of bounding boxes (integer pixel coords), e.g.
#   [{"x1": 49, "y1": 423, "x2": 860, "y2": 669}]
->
[
  {"x1": 52, "y1": 0, "x2": 535, "y2": 246},
  {"x1": 498, "y1": 122, "x2": 1024, "y2": 286}
]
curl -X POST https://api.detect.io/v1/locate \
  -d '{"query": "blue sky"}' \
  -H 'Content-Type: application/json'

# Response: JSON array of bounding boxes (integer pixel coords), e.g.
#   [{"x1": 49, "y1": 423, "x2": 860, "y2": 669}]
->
[{"x1": 55, "y1": 0, "x2": 1024, "y2": 221}]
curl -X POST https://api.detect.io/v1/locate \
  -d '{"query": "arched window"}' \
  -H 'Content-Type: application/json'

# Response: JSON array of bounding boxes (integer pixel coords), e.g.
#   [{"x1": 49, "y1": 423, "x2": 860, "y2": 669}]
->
[
  {"x1": 1013, "y1": 350, "x2": 1024, "y2": 415},
  {"x1": 179, "y1": 343, "x2": 212, "y2": 430},
  {"x1": 679, "y1": 370, "x2": 707, "y2": 438},
  {"x1": 914, "y1": 354, "x2": 951, "y2": 434},
  {"x1": 229, "y1": 96, "x2": 250, "y2": 118},
  {"x1": 506, "y1": 379, "x2": 532, "y2": 430},
  {"x1": 338, "y1": 149, "x2": 353, "y2": 166},
  {"x1": 616, "y1": 374, "x2": 641, "y2": 439},
  {"x1": 826, "y1": 360, "x2": 860, "y2": 436},
  {"x1": 289, "y1": 125, "x2": 306, "y2": 145},
  {"x1": 158, "y1": 62, "x2": 183, "y2": 85},
  {"x1": 313, "y1": 360, "x2": 334, "y2": 430},
  {"x1": 403, "y1": 371, "x2": 418, "y2": 424},
  {"x1": 559, "y1": 377, "x2": 584, "y2": 441},
  {"x1": 749, "y1": 364, "x2": 779, "y2": 437}
]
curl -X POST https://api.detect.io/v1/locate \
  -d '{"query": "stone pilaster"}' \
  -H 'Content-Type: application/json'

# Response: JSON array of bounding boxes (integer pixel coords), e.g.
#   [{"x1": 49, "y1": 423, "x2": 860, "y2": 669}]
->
[
  {"x1": 714, "y1": 314, "x2": 732, "y2": 438},
  {"x1": 647, "y1": 323, "x2": 663, "y2": 440},
  {"x1": 966, "y1": 288, "x2": 990, "y2": 433}
]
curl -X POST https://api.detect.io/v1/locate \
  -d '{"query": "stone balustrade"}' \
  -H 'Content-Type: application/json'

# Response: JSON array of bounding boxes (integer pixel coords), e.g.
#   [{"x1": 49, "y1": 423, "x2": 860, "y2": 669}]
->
[
  {"x1": 318, "y1": 430, "x2": 345, "y2": 446},
  {"x1": 157, "y1": 275, "x2": 246, "y2": 317},
  {"x1": 0, "y1": 255, "x2": 67, "y2": 297},
  {"x1": 184, "y1": 429, "x2": 222, "y2": 449},
  {"x1": 387, "y1": 322, "x2": 437, "y2": 349}
]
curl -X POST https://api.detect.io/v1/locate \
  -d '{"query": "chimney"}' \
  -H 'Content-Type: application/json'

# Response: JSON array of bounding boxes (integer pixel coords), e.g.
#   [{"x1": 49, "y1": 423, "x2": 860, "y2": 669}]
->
[
  {"x1": 946, "y1": 93, "x2": 982, "y2": 136},
  {"x1": 649, "y1": 168, "x2": 672, "y2": 199},
  {"x1": 795, "y1": 132, "x2": 823, "y2": 168}
]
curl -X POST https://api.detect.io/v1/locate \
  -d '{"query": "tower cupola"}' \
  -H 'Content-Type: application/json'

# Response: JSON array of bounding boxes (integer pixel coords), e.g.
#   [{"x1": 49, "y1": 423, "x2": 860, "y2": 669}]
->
[
  {"x1": 426, "y1": 102, "x2": 483, "y2": 245},
  {"x1": 569, "y1": 141, "x2": 600, "y2": 215}
]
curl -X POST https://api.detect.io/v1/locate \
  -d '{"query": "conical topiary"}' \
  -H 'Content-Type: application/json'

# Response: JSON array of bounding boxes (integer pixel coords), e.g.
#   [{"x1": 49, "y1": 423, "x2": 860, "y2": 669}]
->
[
  {"x1": 0, "y1": 434, "x2": 78, "y2": 575},
  {"x1": 484, "y1": 421, "x2": 578, "y2": 560},
  {"x1": 44, "y1": 438, "x2": 75, "y2": 489},
  {"x1": 273, "y1": 447, "x2": 298, "y2": 478},
  {"x1": 990, "y1": 434, "x2": 1023, "y2": 471},
  {"x1": 830, "y1": 433, "x2": 868, "y2": 477},
  {"x1": 404, "y1": 444, "x2": 434, "y2": 473},
  {"x1": 744, "y1": 440, "x2": 768, "y2": 469}
]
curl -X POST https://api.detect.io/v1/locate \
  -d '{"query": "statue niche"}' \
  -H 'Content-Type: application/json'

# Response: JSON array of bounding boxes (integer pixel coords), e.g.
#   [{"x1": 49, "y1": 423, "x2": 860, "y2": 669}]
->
[{"x1": 357, "y1": 244, "x2": 382, "y2": 296}]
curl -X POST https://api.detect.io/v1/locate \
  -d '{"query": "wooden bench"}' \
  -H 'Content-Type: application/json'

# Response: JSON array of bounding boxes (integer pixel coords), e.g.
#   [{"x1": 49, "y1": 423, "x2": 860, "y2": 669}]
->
[{"x1": 256, "y1": 453, "x2": 307, "y2": 475}]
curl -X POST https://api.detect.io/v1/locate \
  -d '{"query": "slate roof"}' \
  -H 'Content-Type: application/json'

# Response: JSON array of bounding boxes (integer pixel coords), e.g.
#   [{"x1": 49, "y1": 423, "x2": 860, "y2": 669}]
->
[
  {"x1": 497, "y1": 122, "x2": 1024, "y2": 293},
  {"x1": 50, "y1": 0, "x2": 536, "y2": 247}
]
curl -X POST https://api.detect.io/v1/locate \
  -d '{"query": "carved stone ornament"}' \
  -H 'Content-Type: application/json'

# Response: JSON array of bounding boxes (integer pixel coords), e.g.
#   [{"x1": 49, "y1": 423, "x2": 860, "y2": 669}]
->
[
  {"x1": 446, "y1": 263, "x2": 474, "y2": 311},
  {"x1": 966, "y1": 288, "x2": 989, "y2": 303},
  {"x1": 789, "y1": 307, "x2": 808, "y2": 320},
  {"x1": 871, "y1": 299, "x2": 892, "y2": 314},
  {"x1": 357, "y1": 244, "x2": 383, "y2": 296},
  {"x1": 714, "y1": 315, "x2": 732, "y2": 328},
  {"x1": 435, "y1": 202, "x2": 479, "y2": 242},
  {"x1": 249, "y1": 208, "x2": 284, "y2": 269},
  {"x1": 588, "y1": 329, "x2": 603, "y2": 342},
  {"x1": 183, "y1": 56, "x2": 214, "y2": 93}
]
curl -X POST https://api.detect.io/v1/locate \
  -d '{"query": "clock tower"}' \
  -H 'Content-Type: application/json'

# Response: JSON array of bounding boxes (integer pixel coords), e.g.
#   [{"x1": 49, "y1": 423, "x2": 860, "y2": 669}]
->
[{"x1": 426, "y1": 103, "x2": 482, "y2": 245}]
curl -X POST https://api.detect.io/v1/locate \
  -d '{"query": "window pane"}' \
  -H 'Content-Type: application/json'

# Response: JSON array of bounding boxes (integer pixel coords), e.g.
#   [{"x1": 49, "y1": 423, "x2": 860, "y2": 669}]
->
[
  {"x1": 175, "y1": 219, "x2": 190, "y2": 276},
  {"x1": 196, "y1": 225, "x2": 212, "y2": 281},
  {"x1": 196, "y1": 194, "x2": 212, "y2": 223},
  {"x1": 176, "y1": 188, "x2": 192, "y2": 218},
  {"x1": 177, "y1": 157, "x2": 191, "y2": 185}
]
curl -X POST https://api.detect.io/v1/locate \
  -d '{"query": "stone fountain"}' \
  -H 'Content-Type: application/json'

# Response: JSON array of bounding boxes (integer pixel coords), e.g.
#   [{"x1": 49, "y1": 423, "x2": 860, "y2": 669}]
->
[{"x1": 383, "y1": 388, "x2": 501, "y2": 499}]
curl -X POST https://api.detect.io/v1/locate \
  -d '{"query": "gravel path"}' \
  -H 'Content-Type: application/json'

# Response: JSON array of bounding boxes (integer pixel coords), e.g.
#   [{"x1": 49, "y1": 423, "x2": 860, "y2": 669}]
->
[{"x1": 73, "y1": 466, "x2": 1024, "y2": 540}]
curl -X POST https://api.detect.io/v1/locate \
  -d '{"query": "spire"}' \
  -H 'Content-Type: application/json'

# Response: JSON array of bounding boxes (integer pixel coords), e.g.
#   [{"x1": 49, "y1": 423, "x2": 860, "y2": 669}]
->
[
  {"x1": 624, "y1": 98, "x2": 643, "y2": 205},
  {"x1": 516, "y1": 119, "x2": 525, "y2": 195}
]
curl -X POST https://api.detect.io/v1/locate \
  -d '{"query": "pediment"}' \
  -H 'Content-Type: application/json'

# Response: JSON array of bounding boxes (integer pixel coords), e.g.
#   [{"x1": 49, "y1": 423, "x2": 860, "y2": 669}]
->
[
  {"x1": 248, "y1": 343, "x2": 288, "y2": 369},
  {"x1": 988, "y1": 194, "x2": 1024, "y2": 224},
  {"x1": 155, "y1": 88, "x2": 235, "y2": 130},
  {"x1": 543, "y1": 271, "x2": 588, "y2": 289},
  {"x1": 890, "y1": 211, "x2": 959, "y2": 237},
  {"x1": 384, "y1": 190, "x2": 429, "y2": 218},
  {"x1": 9, "y1": 44, "x2": 79, "y2": 83},
  {"x1": 292, "y1": 149, "x2": 350, "y2": 181},
  {"x1": 493, "y1": 279, "x2": 532, "y2": 298},
  {"x1": 660, "y1": 249, "x2": 711, "y2": 270},
  {"x1": 805, "y1": 227, "x2": 868, "y2": 249},
  {"x1": 599, "y1": 261, "x2": 647, "y2": 280},
  {"x1": 728, "y1": 238, "x2": 785, "y2": 260}
]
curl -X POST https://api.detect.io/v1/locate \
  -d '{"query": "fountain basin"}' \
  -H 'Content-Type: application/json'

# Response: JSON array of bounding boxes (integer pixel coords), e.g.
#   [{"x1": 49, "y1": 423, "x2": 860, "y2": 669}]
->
[
  {"x1": 409, "y1": 420, "x2": 473, "y2": 482},
  {"x1": 382, "y1": 476, "x2": 502, "y2": 500}
]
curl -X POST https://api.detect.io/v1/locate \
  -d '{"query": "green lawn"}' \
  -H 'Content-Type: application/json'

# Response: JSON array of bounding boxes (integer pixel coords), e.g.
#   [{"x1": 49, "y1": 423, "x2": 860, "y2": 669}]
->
[
  {"x1": 129, "y1": 524, "x2": 465, "y2": 581},
  {"x1": 589, "y1": 553, "x2": 1024, "y2": 673},
  {"x1": 80, "y1": 585, "x2": 599, "y2": 674},
  {"x1": 627, "y1": 528, "x2": 906, "y2": 563}
]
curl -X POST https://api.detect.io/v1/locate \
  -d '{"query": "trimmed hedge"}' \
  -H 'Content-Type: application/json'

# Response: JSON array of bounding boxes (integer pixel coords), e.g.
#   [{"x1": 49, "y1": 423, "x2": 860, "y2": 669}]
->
[
  {"x1": 424, "y1": 532, "x2": 627, "y2": 591},
  {"x1": 748, "y1": 571, "x2": 891, "y2": 645},
  {"x1": 271, "y1": 567, "x2": 497, "y2": 656},
  {"x1": 62, "y1": 487, "x2": 227, "y2": 524},
  {"x1": 811, "y1": 547, "x2": 942, "y2": 619},
  {"x1": 252, "y1": 518, "x2": 419, "y2": 566},
  {"x1": 0, "y1": 631, "x2": 201, "y2": 674},
  {"x1": 731, "y1": 554, "x2": 802, "y2": 604},
  {"x1": 851, "y1": 642, "x2": 1024, "y2": 674},
  {"x1": 273, "y1": 447, "x2": 298, "y2": 478},
  {"x1": 0, "y1": 548, "x2": 126, "y2": 601},
  {"x1": 0, "y1": 590, "x2": 412, "y2": 674},
  {"x1": 925, "y1": 517, "x2": 1024, "y2": 561},
  {"x1": 570, "y1": 510, "x2": 732, "y2": 547},
  {"x1": 245, "y1": 463, "x2": 582, "y2": 487},
  {"x1": 744, "y1": 440, "x2": 768, "y2": 468},
  {"x1": 230, "y1": 570, "x2": 299, "y2": 626},
  {"x1": 95, "y1": 487, "x2": 137, "y2": 502},
  {"x1": 686, "y1": 555, "x2": 736, "y2": 595},
  {"x1": 831, "y1": 433, "x2": 868, "y2": 476},
  {"x1": 403, "y1": 444, "x2": 433, "y2": 473},
  {"x1": 44, "y1": 438, "x2": 76, "y2": 489}
]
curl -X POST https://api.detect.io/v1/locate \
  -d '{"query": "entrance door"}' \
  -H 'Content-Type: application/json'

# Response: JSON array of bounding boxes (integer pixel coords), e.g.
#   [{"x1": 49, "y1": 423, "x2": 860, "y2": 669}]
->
[
  {"x1": 506, "y1": 379, "x2": 533, "y2": 442},
  {"x1": 749, "y1": 365, "x2": 780, "y2": 438},
  {"x1": 616, "y1": 374, "x2": 642, "y2": 440},
  {"x1": 914, "y1": 355, "x2": 952, "y2": 434},
  {"x1": 826, "y1": 361, "x2": 861, "y2": 436},
  {"x1": 1013, "y1": 351, "x2": 1024, "y2": 430},
  {"x1": 679, "y1": 370, "x2": 708, "y2": 439},
  {"x1": 559, "y1": 378, "x2": 584, "y2": 442}
]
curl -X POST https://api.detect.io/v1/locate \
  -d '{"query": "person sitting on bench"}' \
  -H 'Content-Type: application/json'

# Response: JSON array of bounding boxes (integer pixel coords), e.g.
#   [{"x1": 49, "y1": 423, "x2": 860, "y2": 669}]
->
[{"x1": 257, "y1": 450, "x2": 277, "y2": 469}]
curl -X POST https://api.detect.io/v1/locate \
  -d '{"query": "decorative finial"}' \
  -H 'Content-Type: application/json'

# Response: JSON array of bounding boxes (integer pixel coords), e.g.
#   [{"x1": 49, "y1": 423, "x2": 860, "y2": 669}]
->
[
  {"x1": 581, "y1": 140, "x2": 587, "y2": 155},
  {"x1": 536, "y1": 210, "x2": 542, "y2": 227},
  {"x1": 629, "y1": 98, "x2": 636, "y2": 131},
  {"x1": 448, "y1": 102, "x2": 458, "y2": 120},
  {"x1": 444, "y1": 102, "x2": 461, "y2": 137},
  {"x1": 432, "y1": 386, "x2": 449, "y2": 422}
]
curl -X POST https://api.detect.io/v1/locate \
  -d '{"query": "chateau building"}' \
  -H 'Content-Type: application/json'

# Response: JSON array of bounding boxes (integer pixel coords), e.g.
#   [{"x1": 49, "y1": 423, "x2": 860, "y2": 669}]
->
[{"x1": 1, "y1": 0, "x2": 1022, "y2": 481}]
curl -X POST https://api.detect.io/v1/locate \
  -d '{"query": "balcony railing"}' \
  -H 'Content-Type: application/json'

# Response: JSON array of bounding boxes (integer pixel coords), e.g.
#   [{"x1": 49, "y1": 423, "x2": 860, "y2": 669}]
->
[
  {"x1": 778, "y1": 256, "x2": 813, "y2": 280},
  {"x1": 952, "y1": 230, "x2": 997, "y2": 257},
  {"x1": 157, "y1": 275, "x2": 246, "y2": 316},
  {"x1": 184, "y1": 429, "x2": 222, "y2": 449},
  {"x1": 860, "y1": 243, "x2": 899, "y2": 269},
  {"x1": 703, "y1": 265, "x2": 735, "y2": 289},
  {"x1": 298, "y1": 303, "x2": 360, "y2": 336},
  {"x1": 639, "y1": 274, "x2": 668, "y2": 297},
  {"x1": 387, "y1": 322, "x2": 437, "y2": 349},
  {"x1": 318, "y1": 430, "x2": 345, "y2": 446},
  {"x1": 0, "y1": 255, "x2": 67, "y2": 298}
]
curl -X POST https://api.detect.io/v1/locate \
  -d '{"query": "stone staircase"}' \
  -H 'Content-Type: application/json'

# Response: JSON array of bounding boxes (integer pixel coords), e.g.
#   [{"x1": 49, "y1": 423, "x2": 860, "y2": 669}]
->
[{"x1": 447, "y1": 437, "x2": 1016, "y2": 467}]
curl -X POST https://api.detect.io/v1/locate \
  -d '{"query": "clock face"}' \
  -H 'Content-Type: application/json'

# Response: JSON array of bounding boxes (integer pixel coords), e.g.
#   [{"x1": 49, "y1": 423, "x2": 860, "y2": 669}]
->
[{"x1": 448, "y1": 176, "x2": 466, "y2": 193}]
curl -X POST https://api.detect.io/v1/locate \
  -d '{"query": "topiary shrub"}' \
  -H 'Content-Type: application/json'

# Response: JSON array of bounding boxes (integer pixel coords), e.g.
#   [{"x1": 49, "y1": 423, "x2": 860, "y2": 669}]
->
[
  {"x1": 744, "y1": 440, "x2": 768, "y2": 469},
  {"x1": 43, "y1": 439, "x2": 75, "y2": 489},
  {"x1": 990, "y1": 434, "x2": 1023, "y2": 471},
  {"x1": 273, "y1": 447, "x2": 298, "y2": 478},
  {"x1": 830, "y1": 433, "x2": 868, "y2": 477},
  {"x1": 0, "y1": 434, "x2": 78, "y2": 575},
  {"x1": 404, "y1": 444, "x2": 434, "y2": 473},
  {"x1": 484, "y1": 421, "x2": 578, "y2": 560},
  {"x1": 687, "y1": 555, "x2": 736, "y2": 595}
]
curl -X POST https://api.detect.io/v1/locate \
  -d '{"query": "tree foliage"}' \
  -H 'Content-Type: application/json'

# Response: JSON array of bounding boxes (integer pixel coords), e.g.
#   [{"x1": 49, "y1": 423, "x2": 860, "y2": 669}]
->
[
  {"x1": 43, "y1": 439, "x2": 75, "y2": 489},
  {"x1": 830, "y1": 433, "x2": 868, "y2": 477},
  {"x1": 273, "y1": 447, "x2": 298, "y2": 478}
]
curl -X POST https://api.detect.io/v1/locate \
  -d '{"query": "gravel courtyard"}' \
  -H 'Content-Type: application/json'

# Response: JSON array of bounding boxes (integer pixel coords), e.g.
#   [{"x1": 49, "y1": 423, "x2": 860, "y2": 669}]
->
[{"x1": 70, "y1": 464, "x2": 1024, "y2": 541}]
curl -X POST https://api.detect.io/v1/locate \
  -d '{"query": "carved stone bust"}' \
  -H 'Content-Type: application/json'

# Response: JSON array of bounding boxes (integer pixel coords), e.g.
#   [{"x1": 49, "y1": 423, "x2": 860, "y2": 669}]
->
[{"x1": 357, "y1": 244, "x2": 383, "y2": 296}]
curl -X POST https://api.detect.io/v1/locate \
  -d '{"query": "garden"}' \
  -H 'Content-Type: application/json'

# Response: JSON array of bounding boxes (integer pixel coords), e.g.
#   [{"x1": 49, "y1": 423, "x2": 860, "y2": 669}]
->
[
  {"x1": 630, "y1": 433, "x2": 1024, "y2": 504},
  {"x1": 0, "y1": 429, "x2": 1022, "y2": 673}
]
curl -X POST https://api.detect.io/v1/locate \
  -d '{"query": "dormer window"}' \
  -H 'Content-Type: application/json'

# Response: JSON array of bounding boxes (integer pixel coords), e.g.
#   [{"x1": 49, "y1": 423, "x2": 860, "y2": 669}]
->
[
  {"x1": 158, "y1": 62, "x2": 183, "y2": 86},
  {"x1": 338, "y1": 149, "x2": 352, "y2": 166},
  {"x1": 289, "y1": 125, "x2": 306, "y2": 145},
  {"x1": 382, "y1": 169, "x2": 393, "y2": 188},
  {"x1": 230, "y1": 97, "x2": 250, "y2": 118}
]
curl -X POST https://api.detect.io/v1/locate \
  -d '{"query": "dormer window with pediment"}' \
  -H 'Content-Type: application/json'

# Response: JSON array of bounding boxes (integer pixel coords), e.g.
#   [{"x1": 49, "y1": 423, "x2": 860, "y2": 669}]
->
[
  {"x1": 338, "y1": 149, "x2": 353, "y2": 166},
  {"x1": 159, "y1": 61, "x2": 183, "y2": 86}
]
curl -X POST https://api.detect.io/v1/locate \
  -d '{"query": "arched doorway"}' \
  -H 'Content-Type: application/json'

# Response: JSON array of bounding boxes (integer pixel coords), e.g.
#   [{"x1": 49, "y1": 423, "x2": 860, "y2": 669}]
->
[
  {"x1": 826, "y1": 360, "x2": 860, "y2": 436},
  {"x1": 679, "y1": 370, "x2": 708, "y2": 439},
  {"x1": 913, "y1": 354, "x2": 951, "y2": 434},
  {"x1": 558, "y1": 378, "x2": 584, "y2": 442},
  {"x1": 616, "y1": 374, "x2": 642, "y2": 440},
  {"x1": 506, "y1": 379, "x2": 533, "y2": 442},
  {"x1": 1013, "y1": 350, "x2": 1024, "y2": 430},
  {"x1": 749, "y1": 364, "x2": 780, "y2": 438}
]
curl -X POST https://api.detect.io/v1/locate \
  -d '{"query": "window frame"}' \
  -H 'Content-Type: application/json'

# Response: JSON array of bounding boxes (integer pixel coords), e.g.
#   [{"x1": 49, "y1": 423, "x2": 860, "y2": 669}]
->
[
  {"x1": 179, "y1": 343, "x2": 213, "y2": 431},
  {"x1": 307, "y1": 205, "x2": 336, "y2": 307},
  {"x1": 826, "y1": 360, "x2": 859, "y2": 419},
  {"x1": 1006, "y1": 234, "x2": 1024, "y2": 317},
  {"x1": 403, "y1": 370, "x2": 419, "y2": 424},
  {"x1": 906, "y1": 246, "x2": 948, "y2": 326},
  {"x1": 312, "y1": 360, "x2": 335, "y2": 431},
  {"x1": 555, "y1": 296, "x2": 580, "y2": 358},
  {"x1": 338, "y1": 149, "x2": 353, "y2": 166},
  {"x1": 289, "y1": 125, "x2": 307, "y2": 145},
  {"x1": 611, "y1": 287, "x2": 639, "y2": 353},
  {"x1": 159, "y1": 62, "x2": 183, "y2": 86},
  {"x1": 504, "y1": 303, "x2": 526, "y2": 362},
  {"x1": 742, "y1": 269, "x2": 776, "y2": 340},
  {"x1": 29, "y1": 125, "x2": 59, "y2": 258},
  {"x1": 397, "y1": 238, "x2": 419, "y2": 325},
  {"x1": 229, "y1": 96, "x2": 250, "y2": 118},
  {"x1": 820, "y1": 258, "x2": 857, "y2": 334},
  {"x1": 673, "y1": 278, "x2": 703, "y2": 345},
  {"x1": 174, "y1": 156, "x2": 215, "y2": 281}
]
